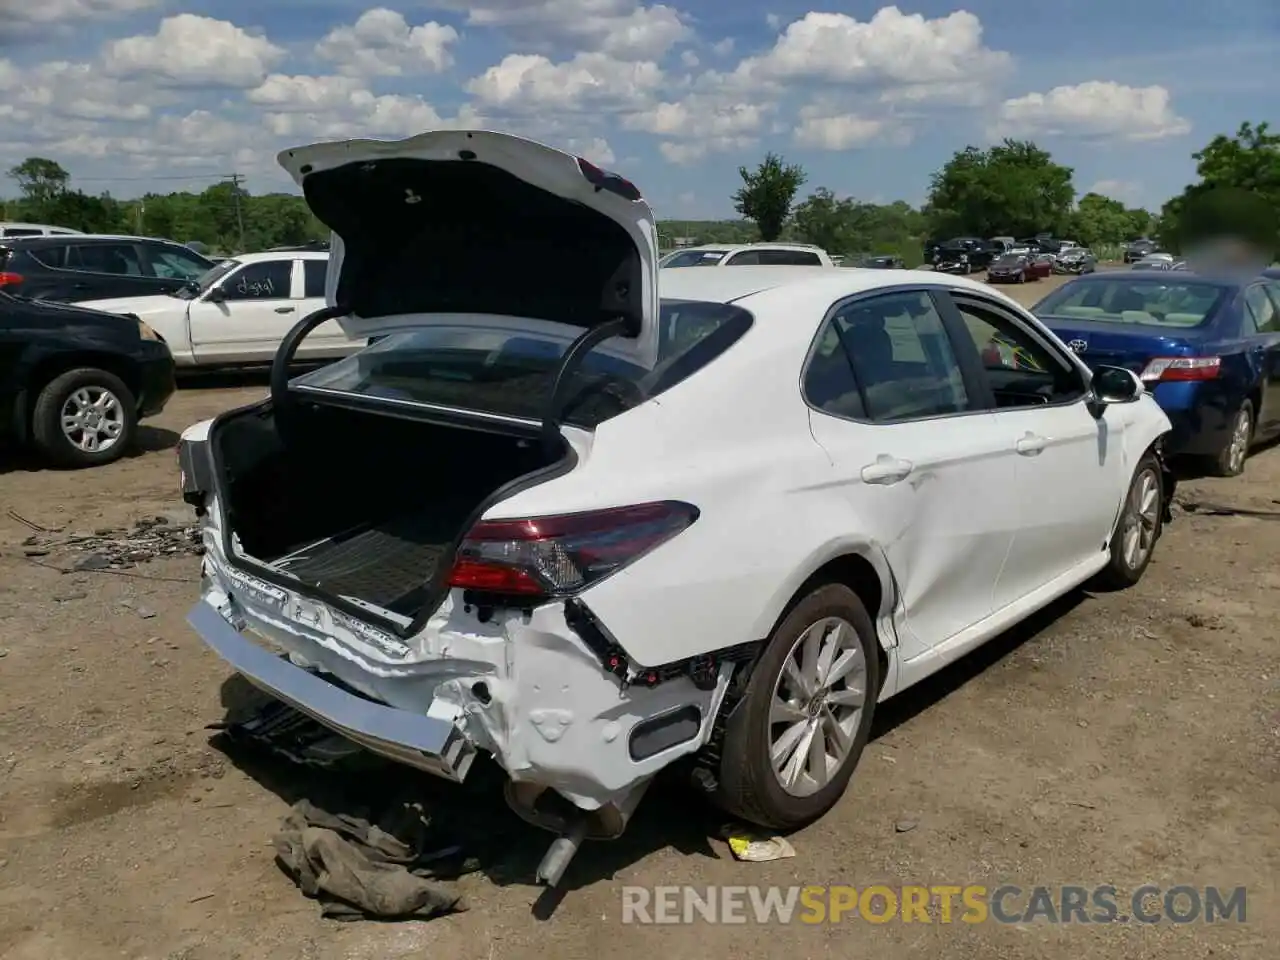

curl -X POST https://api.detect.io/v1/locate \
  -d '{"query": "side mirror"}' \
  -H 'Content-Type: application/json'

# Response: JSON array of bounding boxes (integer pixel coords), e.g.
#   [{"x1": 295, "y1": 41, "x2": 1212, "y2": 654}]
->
[
  {"x1": 204, "y1": 286, "x2": 226, "y2": 303},
  {"x1": 1091, "y1": 365, "x2": 1144, "y2": 409}
]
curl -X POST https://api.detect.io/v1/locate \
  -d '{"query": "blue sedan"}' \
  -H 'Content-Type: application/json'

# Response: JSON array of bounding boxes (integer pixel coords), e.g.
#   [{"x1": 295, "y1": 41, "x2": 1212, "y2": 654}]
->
[{"x1": 1032, "y1": 271, "x2": 1280, "y2": 476}]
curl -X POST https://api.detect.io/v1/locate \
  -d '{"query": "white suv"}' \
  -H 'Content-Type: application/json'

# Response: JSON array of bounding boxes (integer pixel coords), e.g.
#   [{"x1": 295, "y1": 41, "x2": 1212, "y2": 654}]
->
[
  {"x1": 0, "y1": 221, "x2": 83, "y2": 238},
  {"x1": 661, "y1": 242, "x2": 834, "y2": 268}
]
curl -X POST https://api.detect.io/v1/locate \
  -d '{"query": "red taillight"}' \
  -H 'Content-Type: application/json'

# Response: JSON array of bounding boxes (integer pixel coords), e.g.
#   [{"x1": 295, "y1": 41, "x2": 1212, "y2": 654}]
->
[
  {"x1": 446, "y1": 501, "x2": 698, "y2": 598},
  {"x1": 0, "y1": 272, "x2": 23, "y2": 287},
  {"x1": 576, "y1": 157, "x2": 642, "y2": 202},
  {"x1": 1139, "y1": 356, "x2": 1221, "y2": 382}
]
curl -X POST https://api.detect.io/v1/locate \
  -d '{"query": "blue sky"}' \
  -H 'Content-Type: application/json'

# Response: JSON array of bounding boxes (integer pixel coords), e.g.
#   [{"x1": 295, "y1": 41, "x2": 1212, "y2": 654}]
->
[{"x1": 1, "y1": 1, "x2": 1276, "y2": 218}]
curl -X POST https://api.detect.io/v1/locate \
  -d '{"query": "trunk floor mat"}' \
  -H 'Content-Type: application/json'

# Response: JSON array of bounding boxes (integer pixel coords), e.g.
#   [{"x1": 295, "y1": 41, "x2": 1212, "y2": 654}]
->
[{"x1": 272, "y1": 512, "x2": 457, "y2": 611}]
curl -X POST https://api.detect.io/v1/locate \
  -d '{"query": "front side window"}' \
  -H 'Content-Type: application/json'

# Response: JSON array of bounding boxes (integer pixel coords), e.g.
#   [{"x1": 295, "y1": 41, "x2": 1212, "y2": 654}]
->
[
  {"x1": 950, "y1": 296, "x2": 1085, "y2": 409},
  {"x1": 807, "y1": 290, "x2": 969, "y2": 422},
  {"x1": 290, "y1": 299, "x2": 754, "y2": 428},
  {"x1": 66, "y1": 243, "x2": 144, "y2": 275},
  {"x1": 219, "y1": 260, "x2": 292, "y2": 300}
]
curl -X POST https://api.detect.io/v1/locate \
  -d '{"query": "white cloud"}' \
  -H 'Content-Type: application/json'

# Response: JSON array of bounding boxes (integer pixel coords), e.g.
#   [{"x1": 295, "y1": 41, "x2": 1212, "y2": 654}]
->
[
  {"x1": 710, "y1": 38, "x2": 734, "y2": 56},
  {"x1": 427, "y1": 0, "x2": 691, "y2": 59},
  {"x1": 565, "y1": 136, "x2": 616, "y2": 165},
  {"x1": 466, "y1": 51, "x2": 663, "y2": 111},
  {"x1": 793, "y1": 108, "x2": 894, "y2": 150},
  {"x1": 103, "y1": 14, "x2": 286, "y2": 88},
  {"x1": 996, "y1": 81, "x2": 1191, "y2": 141},
  {"x1": 315, "y1": 8, "x2": 459, "y2": 77},
  {"x1": 0, "y1": 59, "x2": 161, "y2": 122},
  {"x1": 680, "y1": 50, "x2": 699, "y2": 68},
  {"x1": 4, "y1": 0, "x2": 158, "y2": 28},
  {"x1": 1086, "y1": 179, "x2": 1141, "y2": 202},
  {"x1": 732, "y1": 7, "x2": 1011, "y2": 104},
  {"x1": 247, "y1": 73, "x2": 481, "y2": 140}
]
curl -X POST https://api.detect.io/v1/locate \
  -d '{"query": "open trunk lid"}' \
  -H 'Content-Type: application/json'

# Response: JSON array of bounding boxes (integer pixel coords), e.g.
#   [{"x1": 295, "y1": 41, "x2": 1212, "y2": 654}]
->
[{"x1": 277, "y1": 131, "x2": 660, "y2": 371}]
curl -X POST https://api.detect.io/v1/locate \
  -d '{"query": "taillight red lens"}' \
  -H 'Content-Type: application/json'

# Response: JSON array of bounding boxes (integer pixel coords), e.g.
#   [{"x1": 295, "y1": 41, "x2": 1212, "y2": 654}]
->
[
  {"x1": 446, "y1": 501, "x2": 698, "y2": 598},
  {"x1": 1139, "y1": 356, "x2": 1220, "y2": 382},
  {"x1": 0, "y1": 272, "x2": 23, "y2": 287}
]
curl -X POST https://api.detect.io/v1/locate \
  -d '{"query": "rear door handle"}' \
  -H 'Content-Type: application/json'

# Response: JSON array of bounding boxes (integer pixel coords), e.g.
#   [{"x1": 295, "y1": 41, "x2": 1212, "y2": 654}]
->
[
  {"x1": 275, "y1": 306, "x2": 296, "y2": 314},
  {"x1": 1015, "y1": 432, "x2": 1048, "y2": 455},
  {"x1": 860, "y1": 455, "x2": 913, "y2": 485}
]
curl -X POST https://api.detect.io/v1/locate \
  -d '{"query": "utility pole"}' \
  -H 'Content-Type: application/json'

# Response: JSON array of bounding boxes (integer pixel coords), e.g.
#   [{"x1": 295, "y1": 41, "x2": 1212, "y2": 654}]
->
[{"x1": 225, "y1": 173, "x2": 246, "y2": 252}]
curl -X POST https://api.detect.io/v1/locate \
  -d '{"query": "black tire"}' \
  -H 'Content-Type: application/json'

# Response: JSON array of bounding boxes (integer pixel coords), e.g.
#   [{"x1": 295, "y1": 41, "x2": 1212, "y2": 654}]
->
[
  {"x1": 30, "y1": 368, "x2": 137, "y2": 469},
  {"x1": 1096, "y1": 451, "x2": 1164, "y2": 589},
  {"x1": 715, "y1": 583, "x2": 881, "y2": 830},
  {"x1": 1209, "y1": 401, "x2": 1252, "y2": 477}
]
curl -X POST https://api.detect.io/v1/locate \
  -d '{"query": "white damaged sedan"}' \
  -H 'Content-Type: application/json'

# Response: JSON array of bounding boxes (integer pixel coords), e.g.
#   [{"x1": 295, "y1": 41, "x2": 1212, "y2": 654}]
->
[{"x1": 180, "y1": 131, "x2": 1176, "y2": 885}]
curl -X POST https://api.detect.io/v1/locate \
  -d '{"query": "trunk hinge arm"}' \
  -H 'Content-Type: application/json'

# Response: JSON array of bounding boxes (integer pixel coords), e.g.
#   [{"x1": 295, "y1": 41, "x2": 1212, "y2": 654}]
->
[
  {"x1": 540, "y1": 315, "x2": 632, "y2": 451},
  {"x1": 270, "y1": 304, "x2": 355, "y2": 405}
]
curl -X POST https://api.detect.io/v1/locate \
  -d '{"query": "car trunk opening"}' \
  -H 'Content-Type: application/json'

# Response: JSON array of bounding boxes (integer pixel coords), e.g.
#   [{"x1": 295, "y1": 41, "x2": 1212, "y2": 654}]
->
[{"x1": 210, "y1": 399, "x2": 568, "y2": 620}]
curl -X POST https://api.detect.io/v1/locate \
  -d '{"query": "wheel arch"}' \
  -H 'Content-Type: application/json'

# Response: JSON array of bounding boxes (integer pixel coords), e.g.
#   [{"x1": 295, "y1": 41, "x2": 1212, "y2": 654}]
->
[{"x1": 14, "y1": 351, "x2": 143, "y2": 443}]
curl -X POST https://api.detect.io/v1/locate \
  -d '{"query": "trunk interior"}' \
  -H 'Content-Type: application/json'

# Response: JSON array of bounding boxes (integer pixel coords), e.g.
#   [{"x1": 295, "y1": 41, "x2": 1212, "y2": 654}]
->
[{"x1": 211, "y1": 399, "x2": 565, "y2": 618}]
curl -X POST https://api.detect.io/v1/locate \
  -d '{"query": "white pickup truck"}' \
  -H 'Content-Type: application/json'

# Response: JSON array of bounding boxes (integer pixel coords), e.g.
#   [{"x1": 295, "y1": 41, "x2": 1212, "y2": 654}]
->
[{"x1": 77, "y1": 250, "x2": 361, "y2": 367}]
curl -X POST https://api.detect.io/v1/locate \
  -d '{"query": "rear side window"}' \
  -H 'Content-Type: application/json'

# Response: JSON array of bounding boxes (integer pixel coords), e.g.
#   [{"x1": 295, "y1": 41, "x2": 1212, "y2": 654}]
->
[
  {"x1": 24, "y1": 244, "x2": 68, "y2": 268},
  {"x1": 805, "y1": 291, "x2": 969, "y2": 422},
  {"x1": 66, "y1": 243, "x2": 144, "y2": 275},
  {"x1": 1243, "y1": 285, "x2": 1279, "y2": 333},
  {"x1": 2, "y1": 228, "x2": 42, "y2": 237},
  {"x1": 289, "y1": 299, "x2": 754, "y2": 428},
  {"x1": 303, "y1": 259, "x2": 327, "y2": 298}
]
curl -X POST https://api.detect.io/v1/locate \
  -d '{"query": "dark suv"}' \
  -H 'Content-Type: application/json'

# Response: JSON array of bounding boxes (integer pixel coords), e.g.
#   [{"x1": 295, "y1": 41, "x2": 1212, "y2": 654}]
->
[{"x1": 0, "y1": 235, "x2": 215, "y2": 302}]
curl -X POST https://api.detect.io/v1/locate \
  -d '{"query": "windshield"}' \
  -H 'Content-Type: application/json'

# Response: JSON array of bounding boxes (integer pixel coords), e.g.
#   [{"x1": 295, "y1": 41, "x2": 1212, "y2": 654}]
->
[
  {"x1": 1034, "y1": 279, "x2": 1227, "y2": 328},
  {"x1": 661, "y1": 249, "x2": 728, "y2": 268},
  {"x1": 289, "y1": 298, "x2": 754, "y2": 428}
]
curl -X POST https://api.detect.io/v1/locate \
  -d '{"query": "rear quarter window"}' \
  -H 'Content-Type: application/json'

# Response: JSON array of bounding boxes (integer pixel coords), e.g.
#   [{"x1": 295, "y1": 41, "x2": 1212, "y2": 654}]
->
[{"x1": 289, "y1": 299, "x2": 754, "y2": 428}]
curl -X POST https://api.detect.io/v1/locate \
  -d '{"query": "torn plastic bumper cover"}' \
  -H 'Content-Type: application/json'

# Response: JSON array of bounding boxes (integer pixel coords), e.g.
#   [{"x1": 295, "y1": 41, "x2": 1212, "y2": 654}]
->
[{"x1": 188, "y1": 551, "x2": 736, "y2": 816}]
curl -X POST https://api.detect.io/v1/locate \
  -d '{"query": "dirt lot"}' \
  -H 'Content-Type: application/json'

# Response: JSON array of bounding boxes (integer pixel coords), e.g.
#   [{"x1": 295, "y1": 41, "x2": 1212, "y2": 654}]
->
[{"x1": 1, "y1": 275, "x2": 1277, "y2": 959}]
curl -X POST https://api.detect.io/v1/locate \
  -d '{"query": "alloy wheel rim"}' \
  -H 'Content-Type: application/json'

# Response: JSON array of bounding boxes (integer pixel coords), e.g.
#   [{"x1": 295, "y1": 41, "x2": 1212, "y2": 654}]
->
[
  {"x1": 60, "y1": 386, "x2": 125, "y2": 454},
  {"x1": 768, "y1": 617, "x2": 867, "y2": 798},
  {"x1": 1227, "y1": 410, "x2": 1250, "y2": 473},
  {"x1": 1121, "y1": 469, "x2": 1160, "y2": 570}
]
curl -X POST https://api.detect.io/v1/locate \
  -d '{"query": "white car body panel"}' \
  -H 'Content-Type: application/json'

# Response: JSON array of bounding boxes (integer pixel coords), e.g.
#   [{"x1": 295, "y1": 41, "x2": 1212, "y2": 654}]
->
[{"x1": 185, "y1": 151, "x2": 1174, "y2": 823}]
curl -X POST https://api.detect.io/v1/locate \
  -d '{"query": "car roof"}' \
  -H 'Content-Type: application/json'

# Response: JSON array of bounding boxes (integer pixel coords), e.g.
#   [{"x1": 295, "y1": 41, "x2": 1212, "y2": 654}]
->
[
  {"x1": 232, "y1": 250, "x2": 329, "y2": 263},
  {"x1": 660, "y1": 264, "x2": 1002, "y2": 306},
  {"x1": 3, "y1": 233, "x2": 196, "y2": 247},
  {"x1": 668, "y1": 242, "x2": 822, "y2": 254}
]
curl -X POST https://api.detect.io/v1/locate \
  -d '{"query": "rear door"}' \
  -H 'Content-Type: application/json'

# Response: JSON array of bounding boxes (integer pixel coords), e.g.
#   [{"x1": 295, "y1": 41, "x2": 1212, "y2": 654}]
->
[
  {"x1": 293, "y1": 257, "x2": 356, "y2": 359},
  {"x1": 942, "y1": 291, "x2": 1128, "y2": 606},
  {"x1": 804, "y1": 288, "x2": 1016, "y2": 659},
  {"x1": 58, "y1": 241, "x2": 152, "y2": 300},
  {"x1": 1244, "y1": 283, "x2": 1280, "y2": 434}
]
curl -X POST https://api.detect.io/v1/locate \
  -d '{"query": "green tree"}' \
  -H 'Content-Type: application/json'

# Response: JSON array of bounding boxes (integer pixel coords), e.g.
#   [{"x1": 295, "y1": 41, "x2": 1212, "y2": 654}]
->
[
  {"x1": 1071, "y1": 193, "x2": 1141, "y2": 248},
  {"x1": 925, "y1": 140, "x2": 1074, "y2": 240},
  {"x1": 7, "y1": 157, "x2": 70, "y2": 207},
  {"x1": 1158, "y1": 122, "x2": 1280, "y2": 256},
  {"x1": 792, "y1": 187, "x2": 854, "y2": 252},
  {"x1": 733, "y1": 152, "x2": 807, "y2": 241}
]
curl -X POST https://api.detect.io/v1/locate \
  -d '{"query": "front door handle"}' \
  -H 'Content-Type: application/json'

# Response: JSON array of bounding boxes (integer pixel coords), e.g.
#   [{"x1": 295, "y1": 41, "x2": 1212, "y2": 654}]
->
[
  {"x1": 274, "y1": 306, "x2": 296, "y2": 314},
  {"x1": 860, "y1": 455, "x2": 913, "y2": 485},
  {"x1": 1015, "y1": 432, "x2": 1048, "y2": 455}
]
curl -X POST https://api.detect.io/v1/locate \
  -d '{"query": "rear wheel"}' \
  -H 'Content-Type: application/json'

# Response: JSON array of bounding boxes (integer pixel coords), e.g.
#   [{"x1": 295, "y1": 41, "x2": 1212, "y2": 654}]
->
[
  {"x1": 1210, "y1": 402, "x2": 1252, "y2": 477},
  {"x1": 715, "y1": 584, "x2": 880, "y2": 830},
  {"x1": 30, "y1": 368, "x2": 137, "y2": 468},
  {"x1": 1096, "y1": 452, "x2": 1163, "y2": 589}
]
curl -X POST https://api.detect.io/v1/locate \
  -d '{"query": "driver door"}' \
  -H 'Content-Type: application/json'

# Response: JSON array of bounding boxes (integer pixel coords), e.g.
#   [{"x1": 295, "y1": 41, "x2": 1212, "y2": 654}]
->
[{"x1": 940, "y1": 291, "x2": 1130, "y2": 609}]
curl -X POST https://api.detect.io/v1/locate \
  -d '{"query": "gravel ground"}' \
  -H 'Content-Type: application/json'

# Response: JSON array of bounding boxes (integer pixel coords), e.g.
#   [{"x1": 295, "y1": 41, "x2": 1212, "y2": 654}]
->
[{"x1": 1, "y1": 276, "x2": 1277, "y2": 959}]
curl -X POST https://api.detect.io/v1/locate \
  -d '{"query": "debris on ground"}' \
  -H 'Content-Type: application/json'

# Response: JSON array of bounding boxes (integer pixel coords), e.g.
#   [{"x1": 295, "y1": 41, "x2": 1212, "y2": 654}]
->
[
  {"x1": 719, "y1": 824, "x2": 796, "y2": 862},
  {"x1": 274, "y1": 798, "x2": 469, "y2": 921},
  {"x1": 210, "y1": 697, "x2": 373, "y2": 771},
  {"x1": 18, "y1": 514, "x2": 203, "y2": 570}
]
